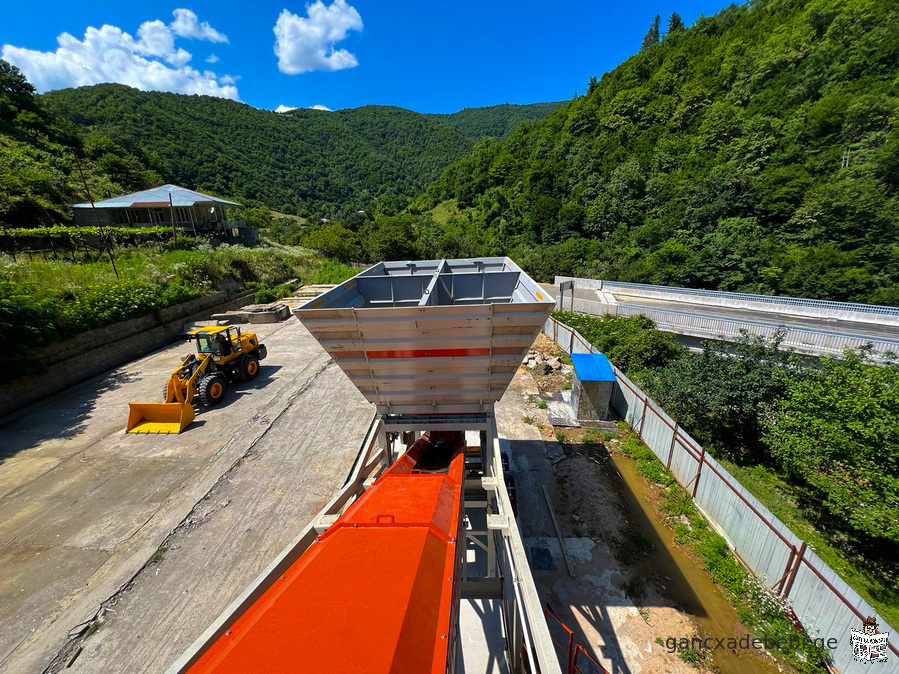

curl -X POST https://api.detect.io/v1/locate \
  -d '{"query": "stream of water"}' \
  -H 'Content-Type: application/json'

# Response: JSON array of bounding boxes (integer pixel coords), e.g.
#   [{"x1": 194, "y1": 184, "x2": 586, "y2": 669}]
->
[{"x1": 610, "y1": 452, "x2": 784, "y2": 674}]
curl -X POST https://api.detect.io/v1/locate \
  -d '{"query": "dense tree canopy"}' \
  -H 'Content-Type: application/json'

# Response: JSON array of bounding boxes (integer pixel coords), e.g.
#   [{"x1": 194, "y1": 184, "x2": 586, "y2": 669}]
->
[
  {"x1": 0, "y1": 61, "x2": 159, "y2": 228},
  {"x1": 425, "y1": 102, "x2": 564, "y2": 140},
  {"x1": 36, "y1": 86, "x2": 561, "y2": 223},
  {"x1": 418, "y1": 0, "x2": 899, "y2": 305},
  {"x1": 764, "y1": 350, "x2": 899, "y2": 545}
]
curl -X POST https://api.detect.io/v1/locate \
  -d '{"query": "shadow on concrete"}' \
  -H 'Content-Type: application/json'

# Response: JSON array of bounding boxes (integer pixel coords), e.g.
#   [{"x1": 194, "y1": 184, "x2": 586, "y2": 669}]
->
[
  {"x1": 509, "y1": 437, "x2": 711, "y2": 674},
  {"x1": 196, "y1": 365, "x2": 283, "y2": 413},
  {"x1": 0, "y1": 370, "x2": 141, "y2": 462}
]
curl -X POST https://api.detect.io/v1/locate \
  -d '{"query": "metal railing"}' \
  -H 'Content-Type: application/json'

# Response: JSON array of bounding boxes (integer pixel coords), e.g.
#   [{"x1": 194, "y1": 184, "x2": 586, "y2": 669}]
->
[
  {"x1": 615, "y1": 303, "x2": 899, "y2": 359},
  {"x1": 543, "y1": 605, "x2": 611, "y2": 674},
  {"x1": 601, "y1": 280, "x2": 899, "y2": 316},
  {"x1": 542, "y1": 316, "x2": 898, "y2": 673},
  {"x1": 562, "y1": 296, "x2": 899, "y2": 361}
]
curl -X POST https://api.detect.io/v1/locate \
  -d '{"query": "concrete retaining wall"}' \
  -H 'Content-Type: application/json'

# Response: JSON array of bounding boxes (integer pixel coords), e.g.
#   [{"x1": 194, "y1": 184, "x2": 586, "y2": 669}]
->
[{"x1": 0, "y1": 290, "x2": 254, "y2": 422}]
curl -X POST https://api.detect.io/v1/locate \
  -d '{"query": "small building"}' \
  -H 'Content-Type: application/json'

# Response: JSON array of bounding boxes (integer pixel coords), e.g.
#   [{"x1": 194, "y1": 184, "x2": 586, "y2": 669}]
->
[
  {"x1": 72, "y1": 184, "x2": 249, "y2": 239},
  {"x1": 570, "y1": 352, "x2": 616, "y2": 421}
]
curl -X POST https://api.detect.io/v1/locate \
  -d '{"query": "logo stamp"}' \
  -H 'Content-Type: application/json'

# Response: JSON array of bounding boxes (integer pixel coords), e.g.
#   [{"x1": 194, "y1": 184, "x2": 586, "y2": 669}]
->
[{"x1": 851, "y1": 616, "x2": 890, "y2": 663}]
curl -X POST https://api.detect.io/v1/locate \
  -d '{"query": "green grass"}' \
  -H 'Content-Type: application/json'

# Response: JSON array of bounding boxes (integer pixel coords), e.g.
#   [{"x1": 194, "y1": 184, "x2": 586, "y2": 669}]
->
[
  {"x1": 537, "y1": 399, "x2": 548, "y2": 409},
  {"x1": 0, "y1": 244, "x2": 345, "y2": 383},
  {"x1": 617, "y1": 430, "x2": 829, "y2": 673},
  {"x1": 677, "y1": 647, "x2": 704, "y2": 667},
  {"x1": 147, "y1": 546, "x2": 168, "y2": 565},
  {"x1": 428, "y1": 199, "x2": 467, "y2": 225},
  {"x1": 303, "y1": 260, "x2": 357, "y2": 284},
  {"x1": 721, "y1": 458, "x2": 899, "y2": 630}
]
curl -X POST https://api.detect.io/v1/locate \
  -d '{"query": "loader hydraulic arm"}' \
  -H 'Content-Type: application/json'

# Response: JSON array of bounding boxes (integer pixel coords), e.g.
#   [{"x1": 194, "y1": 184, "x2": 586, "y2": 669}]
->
[{"x1": 166, "y1": 354, "x2": 212, "y2": 404}]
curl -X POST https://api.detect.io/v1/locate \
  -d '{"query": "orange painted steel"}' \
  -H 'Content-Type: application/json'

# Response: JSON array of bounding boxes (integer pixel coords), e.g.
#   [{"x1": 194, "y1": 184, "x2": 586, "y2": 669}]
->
[{"x1": 186, "y1": 431, "x2": 466, "y2": 674}]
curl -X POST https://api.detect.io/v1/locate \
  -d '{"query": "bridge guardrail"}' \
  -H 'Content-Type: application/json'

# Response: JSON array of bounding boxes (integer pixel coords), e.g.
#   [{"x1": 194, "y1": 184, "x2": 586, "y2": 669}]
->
[
  {"x1": 564, "y1": 296, "x2": 899, "y2": 361},
  {"x1": 554, "y1": 276, "x2": 899, "y2": 326}
]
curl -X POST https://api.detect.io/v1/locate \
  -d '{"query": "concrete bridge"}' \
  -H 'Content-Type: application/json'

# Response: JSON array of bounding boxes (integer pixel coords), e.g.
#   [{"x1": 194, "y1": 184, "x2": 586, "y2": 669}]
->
[{"x1": 549, "y1": 277, "x2": 899, "y2": 360}]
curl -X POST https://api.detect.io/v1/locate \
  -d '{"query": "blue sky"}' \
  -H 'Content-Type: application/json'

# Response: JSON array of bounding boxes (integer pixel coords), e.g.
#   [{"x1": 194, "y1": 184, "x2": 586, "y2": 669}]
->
[{"x1": 2, "y1": 0, "x2": 730, "y2": 114}]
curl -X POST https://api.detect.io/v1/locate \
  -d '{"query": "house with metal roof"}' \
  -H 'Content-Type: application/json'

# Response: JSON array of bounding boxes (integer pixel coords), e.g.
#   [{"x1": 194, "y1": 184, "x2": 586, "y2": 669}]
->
[{"x1": 72, "y1": 184, "x2": 244, "y2": 236}]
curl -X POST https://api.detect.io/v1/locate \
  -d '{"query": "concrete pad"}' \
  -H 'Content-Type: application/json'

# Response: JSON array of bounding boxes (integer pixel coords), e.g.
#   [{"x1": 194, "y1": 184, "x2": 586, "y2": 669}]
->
[
  {"x1": 0, "y1": 457, "x2": 60, "y2": 500},
  {"x1": 0, "y1": 544, "x2": 110, "y2": 667},
  {"x1": 0, "y1": 318, "x2": 373, "y2": 674},
  {"x1": 457, "y1": 599, "x2": 509, "y2": 674},
  {"x1": 61, "y1": 364, "x2": 373, "y2": 673}
]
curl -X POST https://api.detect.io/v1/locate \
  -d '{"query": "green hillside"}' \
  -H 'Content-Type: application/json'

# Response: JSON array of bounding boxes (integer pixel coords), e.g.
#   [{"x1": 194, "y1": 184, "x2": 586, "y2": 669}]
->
[
  {"x1": 39, "y1": 86, "x2": 476, "y2": 221},
  {"x1": 415, "y1": 0, "x2": 899, "y2": 304},
  {"x1": 427, "y1": 101, "x2": 566, "y2": 139},
  {"x1": 0, "y1": 62, "x2": 161, "y2": 228}
]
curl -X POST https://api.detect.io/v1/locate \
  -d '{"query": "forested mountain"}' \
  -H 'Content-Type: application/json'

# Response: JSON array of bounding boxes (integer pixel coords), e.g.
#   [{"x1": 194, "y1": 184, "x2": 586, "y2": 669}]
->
[
  {"x1": 29, "y1": 86, "x2": 562, "y2": 223},
  {"x1": 39, "y1": 87, "x2": 469, "y2": 220},
  {"x1": 0, "y1": 62, "x2": 161, "y2": 227},
  {"x1": 414, "y1": 0, "x2": 899, "y2": 304},
  {"x1": 427, "y1": 102, "x2": 565, "y2": 140}
]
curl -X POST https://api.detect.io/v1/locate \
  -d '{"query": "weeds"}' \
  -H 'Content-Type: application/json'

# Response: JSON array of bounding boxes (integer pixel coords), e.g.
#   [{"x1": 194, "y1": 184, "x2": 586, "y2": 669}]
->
[
  {"x1": 83, "y1": 621, "x2": 102, "y2": 638},
  {"x1": 616, "y1": 429, "x2": 830, "y2": 673},
  {"x1": 147, "y1": 546, "x2": 167, "y2": 565},
  {"x1": 0, "y1": 246, "x2": 344, "y2": 383},
  {"x1": 582, "y1": 427, "x2": 602, "y2": 444},
  {"x1": 677, "y1": 647, "x2": 704, "y2": 667},
  {"x1": 537, "y1": 399, "x2": 548, "y2": 409}
]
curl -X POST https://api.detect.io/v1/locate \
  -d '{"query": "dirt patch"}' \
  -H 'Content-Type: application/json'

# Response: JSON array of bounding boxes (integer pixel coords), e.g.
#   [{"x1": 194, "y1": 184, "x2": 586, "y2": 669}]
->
[
  {"x1": 499, "y1": 359, "x2": 711, "y2": 673},
  {"x1": 519, "y1": 333, "x2": 573, "y2": 394},
  {"x1": 551, "y1": 442, "x2": 713, "y2": 673}
]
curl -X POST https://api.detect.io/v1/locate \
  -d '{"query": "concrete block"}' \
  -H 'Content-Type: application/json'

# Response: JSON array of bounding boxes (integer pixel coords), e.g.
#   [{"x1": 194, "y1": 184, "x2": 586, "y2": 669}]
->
[{"x1": 247, "y1": 311, "x2": 280, "y2": 324}]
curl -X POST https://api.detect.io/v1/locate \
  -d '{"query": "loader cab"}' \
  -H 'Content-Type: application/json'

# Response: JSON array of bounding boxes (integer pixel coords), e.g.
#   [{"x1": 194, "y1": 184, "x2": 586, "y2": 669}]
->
[{"x1": 194, "y1": 327, "x2": 242, "y2": 359}]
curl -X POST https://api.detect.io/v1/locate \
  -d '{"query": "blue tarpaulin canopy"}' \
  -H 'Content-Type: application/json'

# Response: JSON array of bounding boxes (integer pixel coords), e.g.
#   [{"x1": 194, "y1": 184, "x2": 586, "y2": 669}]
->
[{"x1": 570, "y1": 353, "x2": 616, "y2": 382}]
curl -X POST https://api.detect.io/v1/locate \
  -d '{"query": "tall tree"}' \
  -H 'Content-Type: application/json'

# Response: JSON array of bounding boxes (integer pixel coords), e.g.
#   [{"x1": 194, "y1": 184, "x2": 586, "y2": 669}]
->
[
  {"x1": 641, "y1": 15, "x2": 661, "y2": 51},
  {"x1": 667, "y1": 12, "x2": 685, "y2": 34},
  {"x1": 587, "y1": 75, "x2": 598, "y2": 95}
]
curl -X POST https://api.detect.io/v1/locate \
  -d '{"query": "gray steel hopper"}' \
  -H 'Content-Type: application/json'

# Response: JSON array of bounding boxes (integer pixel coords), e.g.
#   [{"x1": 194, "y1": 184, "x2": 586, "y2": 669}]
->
[{"x1": 293, "y1": 258, "x2": 555, "y2": 414}]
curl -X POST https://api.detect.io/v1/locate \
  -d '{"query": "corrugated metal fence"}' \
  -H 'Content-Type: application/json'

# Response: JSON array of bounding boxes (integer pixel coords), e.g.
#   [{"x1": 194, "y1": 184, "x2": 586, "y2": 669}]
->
[{"x1": 543, "y1": 316, "x2": 898, "y2": 673}]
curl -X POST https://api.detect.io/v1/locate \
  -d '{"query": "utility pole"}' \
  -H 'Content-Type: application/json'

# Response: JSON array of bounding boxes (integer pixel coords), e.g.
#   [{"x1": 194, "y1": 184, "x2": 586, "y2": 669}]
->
[
  {"x1": 74, "y1": 152, "x2": 119, "y2": 279},
  {"x1": 169, "y1": 192, "x2": 177, "y2": 248}
]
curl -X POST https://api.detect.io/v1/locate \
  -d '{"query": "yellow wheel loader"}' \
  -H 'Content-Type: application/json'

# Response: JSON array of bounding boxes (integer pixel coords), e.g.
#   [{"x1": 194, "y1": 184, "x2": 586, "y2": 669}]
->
[{"x1": 126, "y1": 326, "x2": 267, "y2": 434}]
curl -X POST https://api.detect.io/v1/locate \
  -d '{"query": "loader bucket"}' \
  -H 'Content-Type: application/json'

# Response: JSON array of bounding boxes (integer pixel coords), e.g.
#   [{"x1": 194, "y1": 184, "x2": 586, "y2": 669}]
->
[{"x1": 126, "y1": 402, "x2": 195, "y2": 434}]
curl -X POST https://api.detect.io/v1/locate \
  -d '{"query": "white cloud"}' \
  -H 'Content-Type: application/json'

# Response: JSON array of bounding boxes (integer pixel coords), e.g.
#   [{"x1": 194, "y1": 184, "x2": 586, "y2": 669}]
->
[
  {"x1": 205, "y1": 53, "x2": 220, "y2": 63},
  {"x1": 170, "y1": 9, "x2": 229, "y2": 43},
  {"x1": 273, "y1": 0, "x2": 363, "y2": 75},
  {"x1": 1, "y1": 11, "x2": 237, "y2": 99},
  {"x1": 274, "y1": 103, "x2": 331, "y2": 113}
]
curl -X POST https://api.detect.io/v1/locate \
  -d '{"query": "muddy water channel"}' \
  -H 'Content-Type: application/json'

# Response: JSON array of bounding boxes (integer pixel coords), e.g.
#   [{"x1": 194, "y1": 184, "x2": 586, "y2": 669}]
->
[{"x1": 609, "y1": 451, "x2": 782, "y2": 674}]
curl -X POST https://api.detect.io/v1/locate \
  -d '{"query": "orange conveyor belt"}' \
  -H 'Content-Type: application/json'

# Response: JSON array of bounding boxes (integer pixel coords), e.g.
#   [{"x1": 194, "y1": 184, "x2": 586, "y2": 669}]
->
[{"x1": 186, "y1": 431, "x2": 466, "y2": 673}]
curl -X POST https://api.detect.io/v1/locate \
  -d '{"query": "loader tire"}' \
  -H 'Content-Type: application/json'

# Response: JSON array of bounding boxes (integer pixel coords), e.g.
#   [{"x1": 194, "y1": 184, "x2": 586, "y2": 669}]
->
[
  {"x1": 238, "y1": 355, "x2": 260, "y2": 381},
  {"x1": 198, "y1": 374, "x2": 226, "y2": 407}
]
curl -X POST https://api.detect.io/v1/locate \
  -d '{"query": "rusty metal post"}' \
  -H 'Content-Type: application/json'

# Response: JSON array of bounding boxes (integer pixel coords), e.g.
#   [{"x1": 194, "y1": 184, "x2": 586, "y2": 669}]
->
[
  {"x1": 776, "y1": 545, "x2": 798, "y2": 596},
  {"x1": 666, "y1": 415, "x2": 679, "y2": 469},
  {"x1": 691, "y1": 445, "x2": 705, "y2": 498},
  {"x1": 782, "y1": 542, "x2": 806, "y2": 599},
  {"x1": 638, "y1": 396, "x2": 648, "y2": 437}
]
